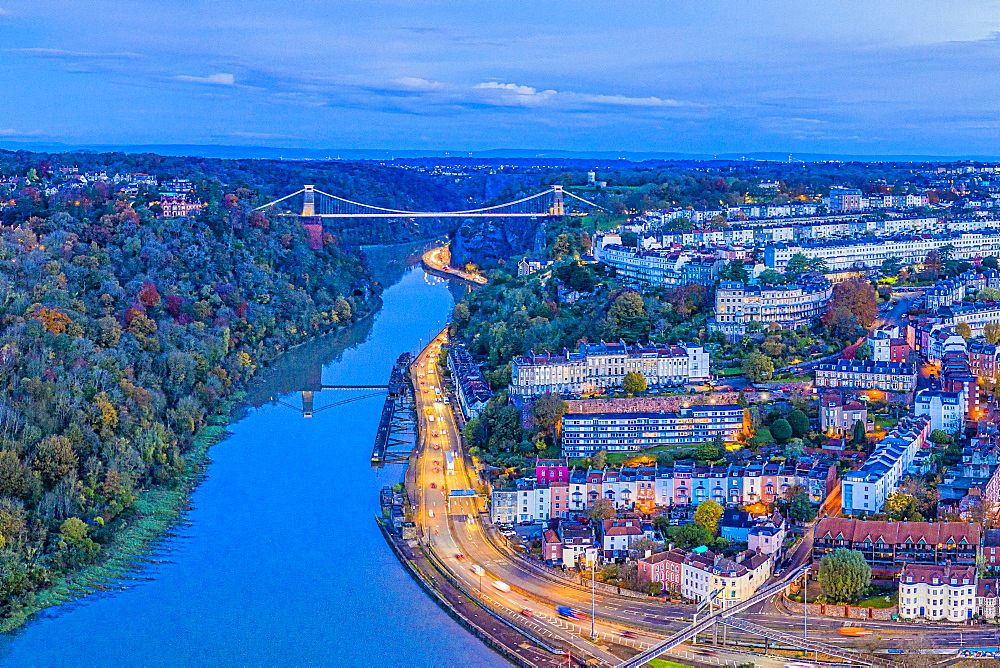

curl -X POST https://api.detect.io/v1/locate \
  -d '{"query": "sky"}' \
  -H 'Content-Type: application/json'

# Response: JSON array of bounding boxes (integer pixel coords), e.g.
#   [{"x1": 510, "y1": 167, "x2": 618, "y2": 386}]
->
[{"x1": 2, "y1": 0, "x2": 1000, "y2": 155}]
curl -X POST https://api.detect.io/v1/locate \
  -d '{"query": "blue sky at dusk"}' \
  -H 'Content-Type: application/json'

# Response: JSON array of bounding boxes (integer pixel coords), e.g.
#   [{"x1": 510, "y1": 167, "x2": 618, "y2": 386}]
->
[{"x1": 2, "y1": 1, "x2": 1000, "y2": 155}]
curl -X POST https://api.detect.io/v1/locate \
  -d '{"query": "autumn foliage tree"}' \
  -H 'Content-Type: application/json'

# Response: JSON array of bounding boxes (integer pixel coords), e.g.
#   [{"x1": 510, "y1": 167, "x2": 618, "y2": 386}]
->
[{"x1": 823, "y1": 278, "x2": 877, "y2": 336}]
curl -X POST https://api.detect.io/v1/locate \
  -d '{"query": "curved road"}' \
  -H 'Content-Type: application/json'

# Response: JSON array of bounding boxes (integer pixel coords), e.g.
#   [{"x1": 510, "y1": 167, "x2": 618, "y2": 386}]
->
[{"x1": 406, "y1": 330, "x2": 993, "y2": 665}]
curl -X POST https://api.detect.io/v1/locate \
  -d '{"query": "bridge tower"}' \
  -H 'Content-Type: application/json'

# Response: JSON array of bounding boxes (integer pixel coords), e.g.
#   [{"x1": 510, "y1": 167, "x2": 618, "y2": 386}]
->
[
  {"x1": 302, "y1": 185, "x2": 316, "y2": 216},
  {"x1": 549, "y1": 185, "x2": 565, "y2": 216},
  {"x1": 300, "y1": 185, "x2": 323, "y2": 250}
]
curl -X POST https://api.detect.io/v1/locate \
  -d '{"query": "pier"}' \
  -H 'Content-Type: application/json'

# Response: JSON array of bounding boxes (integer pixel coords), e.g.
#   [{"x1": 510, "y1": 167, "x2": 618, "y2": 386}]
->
[{"x1": 371, "y1": 353, "x2": 416, "y2": 466}]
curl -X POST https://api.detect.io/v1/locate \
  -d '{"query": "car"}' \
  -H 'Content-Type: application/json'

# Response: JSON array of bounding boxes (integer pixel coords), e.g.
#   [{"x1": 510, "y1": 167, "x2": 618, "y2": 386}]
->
[
  {"x1": 621, "y1": 631, "x2": 637, "y2": 639},
  {"x1": 432, "y1": 443, "x2": 440, "y2": 450},
  {"x1": 838, "y1": 627, "x2": 872, "y2": 637},
  {"x1": 691, "y1": 649, "x2": 717, "y2": 657},
  {"x1": 432, "y1": 460, "x2": 439, "y2": 465},
  {"x1": 455, "y1": 553, "x2": 466, "y2": 561},
  {"x1": 491, "y1": 580, "x2": 511, "y2": 592},
  {"x1": 432, "y1": 467, "x2": 440, "y2": 474},
  {"x1": 429, "y1": 482, "x2": 437, "y2": 489},
  {"x1": 520, "y1": 609, "x2": 534, "y2": 617}
]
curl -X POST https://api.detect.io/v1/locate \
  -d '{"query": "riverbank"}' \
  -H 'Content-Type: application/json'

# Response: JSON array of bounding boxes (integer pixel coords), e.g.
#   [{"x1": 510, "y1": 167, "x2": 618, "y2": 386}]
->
[{"x1": 0, "y1": 253, "x2": 385, "y2": 633}]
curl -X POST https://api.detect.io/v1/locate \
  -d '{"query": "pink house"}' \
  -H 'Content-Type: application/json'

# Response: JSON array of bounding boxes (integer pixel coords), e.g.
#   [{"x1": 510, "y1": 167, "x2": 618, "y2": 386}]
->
[
  {"x1": 536, "y1": 457, "x2": 569, "y2": 483},
  {"x1": 543, "y1": 529, "x2": 563, "y2": 563},
  {"x1": 638, "y1": 548, "x2": 685, "y2": 593}
]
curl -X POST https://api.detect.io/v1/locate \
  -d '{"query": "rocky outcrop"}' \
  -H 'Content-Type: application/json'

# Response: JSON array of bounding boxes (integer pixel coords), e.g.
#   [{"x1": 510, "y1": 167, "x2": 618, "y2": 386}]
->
[{"x1": 451, "y1": 217, "x2": 546, "y2": 268}]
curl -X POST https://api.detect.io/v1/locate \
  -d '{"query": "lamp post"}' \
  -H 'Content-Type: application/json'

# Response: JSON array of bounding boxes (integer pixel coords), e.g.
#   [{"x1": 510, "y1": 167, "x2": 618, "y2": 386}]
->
[{"x1": 590, "y1": 551, "x2": 597, "y2": 640}]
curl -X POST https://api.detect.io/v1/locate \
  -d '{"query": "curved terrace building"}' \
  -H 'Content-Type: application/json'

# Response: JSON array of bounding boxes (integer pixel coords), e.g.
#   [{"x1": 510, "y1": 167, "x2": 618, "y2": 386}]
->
[{"x1": 710, "y1": 275, "x2": 833, "y2": 338}]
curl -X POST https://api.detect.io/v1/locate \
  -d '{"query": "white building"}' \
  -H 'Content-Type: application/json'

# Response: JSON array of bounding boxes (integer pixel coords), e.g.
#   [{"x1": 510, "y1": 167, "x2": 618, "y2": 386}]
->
[
  {"x1": 680, "y1": 550, "x2": 771, "y2": 608},
  {"x1": 899, "y1": 563, "x2": 977, "y2": 622},
  {"x1": 841, "y1": 415, "x2": 931, "y2": 515},
  {"x1": 915, "y1": 389, "x2": 965, "y2": 434},
  {"x1": 765, "y1": 230, "x2": 1000, "y2": 271},
  {"x1": 511, "y1": 341, "x2": 710, "y2": 398}
]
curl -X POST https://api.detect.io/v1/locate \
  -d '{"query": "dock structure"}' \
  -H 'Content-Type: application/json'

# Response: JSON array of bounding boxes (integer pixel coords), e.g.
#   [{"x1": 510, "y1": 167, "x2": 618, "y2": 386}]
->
[{"x1": 371, "y1": 353, "x2": 416, "y2": 466}]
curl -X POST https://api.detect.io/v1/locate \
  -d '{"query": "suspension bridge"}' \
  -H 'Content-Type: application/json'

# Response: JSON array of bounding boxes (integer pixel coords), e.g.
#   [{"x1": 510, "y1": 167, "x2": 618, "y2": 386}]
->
[{"x1": 253, "y1": 184, "x2": 605, "y2": 219}]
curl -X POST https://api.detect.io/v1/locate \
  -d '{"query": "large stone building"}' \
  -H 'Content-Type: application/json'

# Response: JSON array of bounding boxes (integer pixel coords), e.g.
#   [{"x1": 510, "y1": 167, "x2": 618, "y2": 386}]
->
[
  {"x1": 510, "y1": 341, "x2": 710, "y2": 398},
  {"x1": 560, "y1": 405, "x2": 745, "y2": 457},
  {"x1": 710, "y1": 276, "x2": 833, "y2": 338},
  {"x1": 814, "y1": 360, "x2": 917, "y2": 392}
]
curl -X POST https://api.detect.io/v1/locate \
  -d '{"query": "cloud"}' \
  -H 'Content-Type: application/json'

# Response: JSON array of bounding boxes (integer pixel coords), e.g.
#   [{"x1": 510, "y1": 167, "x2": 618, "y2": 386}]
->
[
  {"x1": 173, "y1": 73, "x2": 236, "y2": 86},
  {"x1": 227, "y1": 131, "x2": 301, "y2": 140},
  {"x1": 363, "y1": 78, "x2": 696, "y2": 113},
  {"x1": 0, "y1": 128, "x2": 40, "y2": 138},
  {"x1": 9, "y1": 47, "x2": 143, "y2": 59}
]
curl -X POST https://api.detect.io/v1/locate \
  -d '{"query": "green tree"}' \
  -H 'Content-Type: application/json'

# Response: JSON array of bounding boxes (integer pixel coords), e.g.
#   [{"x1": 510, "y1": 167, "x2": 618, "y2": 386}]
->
[
  {"x1": 757, "y1": 269, "x2": 785, "y2": 285},
  {"x1": 694, "y1": 499, "x2": 724, "y2": 535},
  {"x1": 956, "y1": 321, "x2": 972, "y2": 340},
  {"x1": 669, "y1": 522, "x2": 713, "y2": 549},
  {"x1": 854, "y1": 343, "x2": 873, "y2": 361},
  {"x1": 784, "y1": 485, "x2": 814, "y2": 522},
  {"x1": 852, "y1": 419, "x2": 867, "y2": 445},
  {"x1": 770, "y1": 417, "x2": 792, "y2": 442},
  {"x1": 741, "y1": 351, "x2": 774, "y2": 383},
  {"x1": 881, "y1": 257, "x2": 903, "y2": 276},
  {"x1": 622, "y1": 372, "x2": 647, "y2": 394},
  {"x1": 980, "y1": 287, "x2": 1000, "y2": 302},
  {"x1": 807, "y1": 257, "x2": 828, "y2": 273},
  {"x1": 694, "y1": 439, "x2": 721, "y2": 462},
  {"x1": 818, "y1": 548, "x2": 871, "y2": 603},
  {"x1": 984, "y1": 322, "x2": 1000, "y2": 344},
  {"x1": 784, "y1": 253, "x2": 810, "y2": 280},
  {"x1": 532, "y1": 393, "x2": 568, "y2": 434},
  {"x1": 929, "y1": 429, "x2": 952, "y2": 445},
  {"x1": 719, "y1": 260, "x2": 749, "y2": 283},
  {"x1": 786, "y1": 409, "x2": 810, "y2": 437}
]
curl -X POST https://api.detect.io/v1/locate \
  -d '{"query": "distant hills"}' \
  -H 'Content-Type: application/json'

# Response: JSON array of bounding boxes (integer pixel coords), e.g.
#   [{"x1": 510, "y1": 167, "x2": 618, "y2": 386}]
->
[{"x1": 1, "y1": 141, "x2": 998, "y2": 164}]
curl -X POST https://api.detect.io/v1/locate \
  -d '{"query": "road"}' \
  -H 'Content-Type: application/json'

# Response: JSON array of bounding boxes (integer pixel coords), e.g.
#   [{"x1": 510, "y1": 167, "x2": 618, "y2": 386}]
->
[
  {"x1": 406, "y1": 331, "x2": 989, "y2": 664},
  {"x1": 422, "y1": 244, "x2": 488, "y2": 284}
]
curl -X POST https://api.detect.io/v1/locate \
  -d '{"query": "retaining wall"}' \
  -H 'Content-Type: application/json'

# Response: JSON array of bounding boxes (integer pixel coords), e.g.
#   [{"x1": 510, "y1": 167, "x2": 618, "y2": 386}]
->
[{"x1": 783, "y1": 594, "x2": 897, "y2": 620}]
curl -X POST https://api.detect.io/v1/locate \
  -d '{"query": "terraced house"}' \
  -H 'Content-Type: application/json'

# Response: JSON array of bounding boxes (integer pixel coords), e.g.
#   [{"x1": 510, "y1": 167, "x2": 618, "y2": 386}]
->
[
  {"x1": 813, "y1": 518, "x2": 980, "y2": 575},
  {"x1": 814, "y1": 359, "x2": 917, "y2": 392},
  {"x1": 510, "y1": 341, "x2": 710, "y2": 398}
]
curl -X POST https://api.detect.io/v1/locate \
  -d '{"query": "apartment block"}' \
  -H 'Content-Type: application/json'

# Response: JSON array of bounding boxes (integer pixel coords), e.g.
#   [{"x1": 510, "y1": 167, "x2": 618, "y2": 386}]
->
[
  {"x1": 813, "y1": 518, "x2": 979, "y2": 570},
  {"x1": 560, "y1": 405, "x2": 745, "y2": 457}
]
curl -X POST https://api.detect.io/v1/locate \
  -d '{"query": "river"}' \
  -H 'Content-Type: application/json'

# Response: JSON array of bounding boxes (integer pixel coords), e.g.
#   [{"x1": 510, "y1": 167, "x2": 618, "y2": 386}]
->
[{"x1": 0, "y1": 265, "x2": 505, "y2": 667}]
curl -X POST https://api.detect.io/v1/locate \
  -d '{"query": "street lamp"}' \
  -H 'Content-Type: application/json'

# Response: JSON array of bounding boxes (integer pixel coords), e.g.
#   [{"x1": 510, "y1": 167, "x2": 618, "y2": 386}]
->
[{"x1": 591, "y1": 550, "x2": 597, "y2": 640}]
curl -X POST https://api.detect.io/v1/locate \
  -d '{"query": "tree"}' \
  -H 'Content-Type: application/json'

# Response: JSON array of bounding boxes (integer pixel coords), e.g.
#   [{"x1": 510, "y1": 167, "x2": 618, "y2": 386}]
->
[
  {"x1": 854, "y1": 343, "x2": 873, "y2": 361},
  {"x1": 586, "y1": 498, "x2": 615, "y2": 521},
  {"x1": 929, "y1": 429, "x2": 952, "y2": 445},
  {"x1": 784, "y1": 485, "x2": 814, "y2": 522},
  {"x1": 984, "y1": 322, "x2": 1000, "y2": 344},
  {"x1": 980, "y1": 287, "x2": 1000, "y2": 302},
  {"x1": 532, "y1": 393, "x2": 568, "y2": 434},
  {"x1": 923, "y1": 250, "x2": 942, "y2": 279},
  {"x1": 591, "y1": 449, "x2": 607, "y2": 469},
  {"x1": 694, "y1": 499, "x2": 724, "y2": 535},
  {"x1": 719, "y1": 260, "x2": 749, "y2": 283},
  {"x1": 881, "y1": 257, "x2": 903, "y2": 277},
  {"x1": 620, "y1": 231, "x2": 639, "y2": 248},
  {"x1": 741, "y1": 351, "x2": 774, "y2": 383},
  {"x1": 823, "y1": 278, "x2": 878, "y2": 335},
  {"x1": 884, "y1": 492, "x2": 922, "y2": 521},
  {"x1": 694, "y1": 439, "x2": 721, "y2": 462},
  {"x1": 757, "y1": 269, "x2": 784, "y2": 285},
  {"x1": 669, "y1": 522, "x2": 713, "y2": 549},
  {"x1": 784, "y1": 253, "x2": 810, "y2": 280},
  {"x1": 955, "y1": 321, "x2": 972, "y2": 340},
  {"x1": 786, "y1": 409, "x2": 810, "y2": 437},
  {"x1": 818, "y1": 548, "x2": 871, "y2": 603},
  {"x1": 622, "y1": 372, "x2": 647, "y2": 394},
  {"x1": 852, "y1": 419, "x2": 867, "y2": 445},
  {"x1": 770, "y1": 417, "x2": 792, "y2": 443},
  {"x1": 630, "y1": 536, "x2": 661, "y2": 557},
  {"x1": 807, "y1": 257, "x2": 828, "y2": 274}
]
